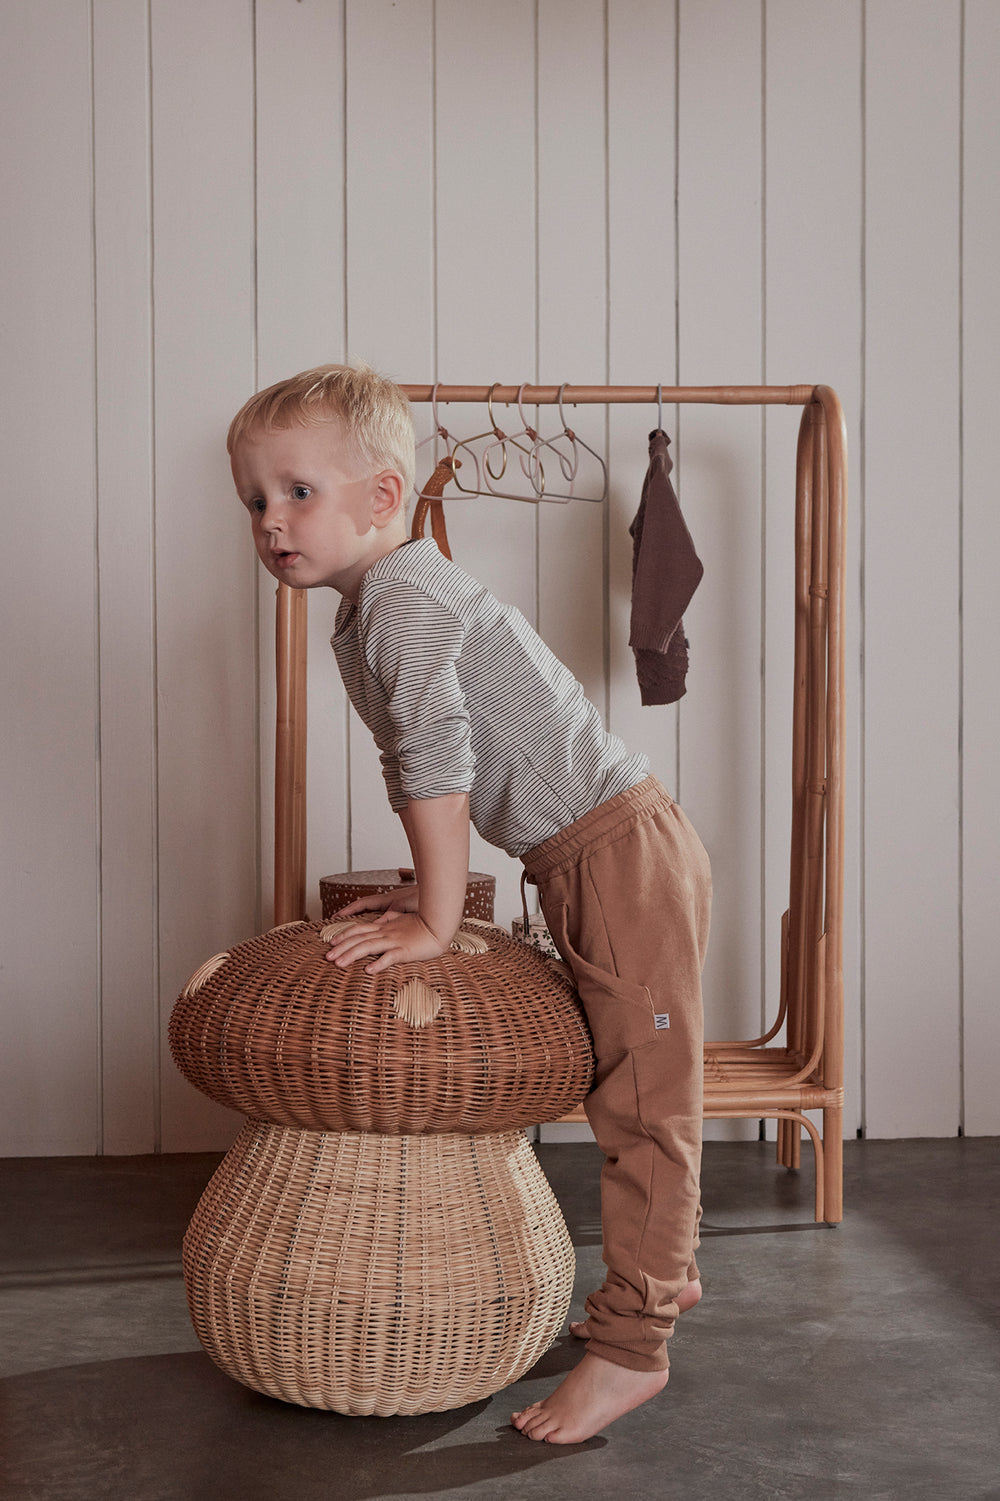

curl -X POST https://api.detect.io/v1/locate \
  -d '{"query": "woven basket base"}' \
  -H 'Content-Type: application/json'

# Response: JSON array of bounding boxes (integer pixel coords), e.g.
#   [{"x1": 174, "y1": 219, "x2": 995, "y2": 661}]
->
[{"x1": 183, "y1": 1122, "x2": 575, "y2": 1415}]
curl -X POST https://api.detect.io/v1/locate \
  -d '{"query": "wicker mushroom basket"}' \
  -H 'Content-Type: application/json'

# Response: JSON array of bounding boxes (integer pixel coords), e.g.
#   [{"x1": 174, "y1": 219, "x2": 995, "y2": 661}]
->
[
  {"x1": 170, "y1": 917, "x2": 594, "y2": 1415},
  {"x1": 169, "y1": 916, "x2": 594, "y2": 1135}
]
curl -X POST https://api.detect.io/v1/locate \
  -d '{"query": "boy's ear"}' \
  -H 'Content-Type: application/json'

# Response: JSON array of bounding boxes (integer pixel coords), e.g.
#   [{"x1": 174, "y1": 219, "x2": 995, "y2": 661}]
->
[{"x1": 371, "y1": 470, "x2": 406, "y2": 528}]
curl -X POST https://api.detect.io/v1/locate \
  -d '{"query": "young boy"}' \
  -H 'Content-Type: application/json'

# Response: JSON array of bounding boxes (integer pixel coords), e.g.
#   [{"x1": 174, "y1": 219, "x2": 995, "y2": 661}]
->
[{"x1": 227, "y1": 363, "x2": 711, "y2": 1444}]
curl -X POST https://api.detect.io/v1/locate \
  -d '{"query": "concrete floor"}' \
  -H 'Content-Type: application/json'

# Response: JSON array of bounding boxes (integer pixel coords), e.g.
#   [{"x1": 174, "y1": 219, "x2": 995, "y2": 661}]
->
[{"x1": 1, "y1": 1137, "x2": 998, "y2": 1501}]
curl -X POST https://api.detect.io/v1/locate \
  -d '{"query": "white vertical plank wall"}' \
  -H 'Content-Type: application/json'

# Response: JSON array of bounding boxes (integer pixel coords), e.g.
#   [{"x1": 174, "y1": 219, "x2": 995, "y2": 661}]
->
[
  {"x1": 606, "y1": 0, "x2": 679, "y2": 799},
  {"x1": 960, "y1": 0, "x2": 1000, "y2": 1137},
  {"x1": 93, "y1": 0, "x2": 159, "y2": 1153},
  {"x1": 343, "y1": 0, "x2": 436, "y2": 884},
  {"x1": 1, "y1": 1, "x2": 997, "y2": 1156},
  {"x1": 255, "y1": 0, "x2": 349, "y2": 926},
  {"x1": 0, "y1": 2, "x2": 100, "y2": 1153},
  {"x1": 150, "y1": 0, "x2": 259, "y2": 1151},
  {"x1": 863, "y1": 0, "x2": 962, "y2": 1139},
  {"x1": 434, "y1": 0, "x2": 540, "y2": 930},
  {"x1": 536, "y1": 0, "x2": 608, "y2": 722},
  {"x1": 677, "y1": 0, "x2": 764, "y2": 1069}
]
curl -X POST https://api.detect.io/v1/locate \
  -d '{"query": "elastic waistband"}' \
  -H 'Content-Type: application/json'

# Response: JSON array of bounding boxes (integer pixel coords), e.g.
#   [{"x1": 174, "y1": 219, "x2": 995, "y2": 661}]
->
[{"x1": 520, "y1": 775, "x2": 674, "y2": 883}]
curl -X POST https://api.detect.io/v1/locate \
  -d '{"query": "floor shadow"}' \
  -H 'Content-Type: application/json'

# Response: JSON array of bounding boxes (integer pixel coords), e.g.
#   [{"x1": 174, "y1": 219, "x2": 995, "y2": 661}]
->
[
  {"x1": 537, "y1": 1138, "x2": 830, "y2": 1243},
  {"x1": 700, "y1": 1221, "x2": 833, "y2": 1237},
  {"x1": 842, "y1": 1136, "x2": 1000, "y2": 1332},
  {"x1": 0, "y1": 1350, "x2": 603, "y2": 1501}
]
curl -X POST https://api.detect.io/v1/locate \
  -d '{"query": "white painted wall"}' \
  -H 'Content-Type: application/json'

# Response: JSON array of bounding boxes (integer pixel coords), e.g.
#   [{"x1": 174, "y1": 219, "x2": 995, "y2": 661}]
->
[{"x1": 1, "y1": 0, "x2": 995, "y2": 1154}]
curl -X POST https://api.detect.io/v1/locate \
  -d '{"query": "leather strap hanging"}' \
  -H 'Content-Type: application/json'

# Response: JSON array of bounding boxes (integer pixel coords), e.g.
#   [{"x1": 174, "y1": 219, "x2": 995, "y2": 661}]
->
[{"x1": 411, "y1": 454, "x2": 460, "y2": 560}]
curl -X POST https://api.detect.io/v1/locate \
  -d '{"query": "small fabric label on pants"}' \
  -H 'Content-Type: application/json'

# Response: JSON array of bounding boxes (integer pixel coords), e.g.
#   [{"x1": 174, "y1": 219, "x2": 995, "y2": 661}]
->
[{"x1": 654, "y1": 1013, "x2": 670, "y2": 1030}]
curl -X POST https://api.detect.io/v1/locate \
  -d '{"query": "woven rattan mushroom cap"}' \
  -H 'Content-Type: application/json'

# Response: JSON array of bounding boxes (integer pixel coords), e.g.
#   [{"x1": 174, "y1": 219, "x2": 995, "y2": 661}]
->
[{"x1": 169, "y1": 919, "x2": 593, "y2": 1134}]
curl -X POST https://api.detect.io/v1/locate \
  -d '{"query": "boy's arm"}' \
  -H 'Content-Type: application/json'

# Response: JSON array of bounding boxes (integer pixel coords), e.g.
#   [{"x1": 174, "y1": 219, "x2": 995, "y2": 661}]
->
[
  {"x1": 325, "y1": 792, "x2": 469, "y2": 974},
  {"x1": 398, "y1": 792, "x2": 470, "y2": 947}
]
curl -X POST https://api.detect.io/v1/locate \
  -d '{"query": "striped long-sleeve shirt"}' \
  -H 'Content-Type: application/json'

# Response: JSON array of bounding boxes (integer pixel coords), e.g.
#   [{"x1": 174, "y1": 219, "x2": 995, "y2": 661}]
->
[{"x1": 332, "y1": 539, "x2": 649, "y2": 858}]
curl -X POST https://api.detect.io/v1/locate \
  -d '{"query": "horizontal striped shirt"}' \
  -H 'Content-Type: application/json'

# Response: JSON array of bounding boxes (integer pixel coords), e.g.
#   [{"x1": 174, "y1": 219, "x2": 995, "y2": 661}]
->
[{"x1": 332, "y1": 539, "x2": 648, "y2": 858}]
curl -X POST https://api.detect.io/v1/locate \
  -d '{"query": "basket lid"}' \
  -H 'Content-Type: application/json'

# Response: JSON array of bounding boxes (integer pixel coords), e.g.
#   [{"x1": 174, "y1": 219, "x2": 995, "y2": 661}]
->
[{"x1": 169, "y1": 918, "x2": 593, "y2": 1135}]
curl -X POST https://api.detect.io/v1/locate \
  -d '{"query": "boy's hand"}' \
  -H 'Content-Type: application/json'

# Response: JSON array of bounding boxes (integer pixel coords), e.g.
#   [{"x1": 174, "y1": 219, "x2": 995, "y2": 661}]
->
[
  {"x1": 335, "y1": 886, "x2": 420, "y2": 919},
  {"x1": 326, "y1": 792, "x2": 469, "y2": 975},
  {"x1": 325, "y1": 910, "x2": 449, "y2": 973}
]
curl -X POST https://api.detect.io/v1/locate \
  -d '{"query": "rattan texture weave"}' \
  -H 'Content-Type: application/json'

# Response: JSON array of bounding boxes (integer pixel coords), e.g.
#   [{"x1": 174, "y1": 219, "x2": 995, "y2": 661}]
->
[
  {"x1": 169, "y1": 918, "x2": 593, "y2": 1134},
  {"x1": 183, "y1": 1121, "x2": 575, "y2": 1414}
]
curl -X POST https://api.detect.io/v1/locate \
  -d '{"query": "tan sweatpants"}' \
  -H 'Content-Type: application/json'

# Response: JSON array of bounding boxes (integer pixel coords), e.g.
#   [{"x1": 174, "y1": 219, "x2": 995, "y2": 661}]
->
[{"x1": 522, "y1": 775, "x2": 711, "y2": 1373}]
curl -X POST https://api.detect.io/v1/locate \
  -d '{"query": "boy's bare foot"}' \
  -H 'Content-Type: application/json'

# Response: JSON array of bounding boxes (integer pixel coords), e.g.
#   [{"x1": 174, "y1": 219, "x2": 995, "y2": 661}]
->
[
  {"x1": 568, "y1": 1277, "x2": 702, "y2": 1340},
  {"x1": 511, "y1": 1350, "x2": 669, "y2": 1443}
]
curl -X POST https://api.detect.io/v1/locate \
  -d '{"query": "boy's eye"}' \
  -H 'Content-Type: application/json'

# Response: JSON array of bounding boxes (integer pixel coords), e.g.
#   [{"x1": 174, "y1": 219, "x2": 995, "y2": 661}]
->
[
  {"x1": 291, "y1": 485, "x2": 311, "y2": 500},
  {"x1": 249, "y1": 497, "x2": 266, "y2": 514}
]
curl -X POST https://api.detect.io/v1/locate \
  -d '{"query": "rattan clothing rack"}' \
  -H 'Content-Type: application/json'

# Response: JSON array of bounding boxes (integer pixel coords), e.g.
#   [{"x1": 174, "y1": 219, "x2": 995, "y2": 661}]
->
[{"x1": 270, "y1": 382, "x2": 847, "y2": 1225}]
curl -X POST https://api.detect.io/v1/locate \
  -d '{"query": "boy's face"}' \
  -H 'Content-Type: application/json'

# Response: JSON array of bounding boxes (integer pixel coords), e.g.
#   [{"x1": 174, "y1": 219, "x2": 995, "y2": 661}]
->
[{"x1": 231, "y1": 420, "x2": 405, "y2": 600}]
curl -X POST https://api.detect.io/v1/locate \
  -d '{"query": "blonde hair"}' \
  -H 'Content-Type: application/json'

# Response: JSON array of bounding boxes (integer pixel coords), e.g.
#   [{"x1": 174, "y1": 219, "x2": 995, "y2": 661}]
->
[{"x1": 227, "y1": 362, "x2": 415, "y2": 498}]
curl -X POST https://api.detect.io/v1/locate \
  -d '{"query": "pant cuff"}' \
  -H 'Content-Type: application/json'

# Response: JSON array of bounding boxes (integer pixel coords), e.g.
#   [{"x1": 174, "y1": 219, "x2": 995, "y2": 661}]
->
[{"x1": 585, "y1": 1338, "x2": 670, "y2": 1374}]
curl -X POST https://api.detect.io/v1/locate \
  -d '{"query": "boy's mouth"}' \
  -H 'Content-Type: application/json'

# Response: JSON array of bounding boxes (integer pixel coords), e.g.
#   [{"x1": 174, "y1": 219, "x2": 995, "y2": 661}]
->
[{"x1": 272, "y1": 549, "x2": 300, "y2": 569}]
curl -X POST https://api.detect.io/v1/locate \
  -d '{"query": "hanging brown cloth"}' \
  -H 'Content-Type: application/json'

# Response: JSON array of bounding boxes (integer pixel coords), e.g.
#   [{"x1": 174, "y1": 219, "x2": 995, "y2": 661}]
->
[
  {"x1": 411, "y1": 454, "x2": 460, "y2": 559},
  {"x1": 629, "y1": 429, "x2": 703, "y2": 705}
]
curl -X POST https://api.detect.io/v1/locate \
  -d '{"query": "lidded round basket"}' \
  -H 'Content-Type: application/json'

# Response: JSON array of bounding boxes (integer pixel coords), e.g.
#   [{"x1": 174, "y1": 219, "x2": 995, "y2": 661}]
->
[
  {"x1": 169, "y1": 917, "x2": 594, "y2": 1134},
  {"x1": 320, "y1": 867, "x2": 496, "y2": 923}
]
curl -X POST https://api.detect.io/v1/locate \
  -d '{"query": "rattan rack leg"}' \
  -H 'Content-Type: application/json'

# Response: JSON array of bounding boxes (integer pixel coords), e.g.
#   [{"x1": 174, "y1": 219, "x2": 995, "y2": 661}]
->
[
  {"x1": 822, "y1": 1104, "x2": 844, "y2": 1223},
  {"x1": 705, "y1": 1108, "x2": 825, "y2": 1222}
]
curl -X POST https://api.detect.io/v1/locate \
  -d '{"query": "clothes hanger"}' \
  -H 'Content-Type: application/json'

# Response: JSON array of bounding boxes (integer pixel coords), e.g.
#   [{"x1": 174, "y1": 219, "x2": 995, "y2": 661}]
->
[
  {"x1": 473, "y1": 383, "x2": 607, "y2": 504},
  {"x1": 508, "y1": 383, "x2": 553, "y2": 500},
  {"x1": 443, "y1": 381, "x2": 516, "y2": 496},
  {"x1": 529, "y1": 382, "x2": 586, "y2": 489},
  {"x1": 412, "y1": 383, "x2": 483, "y2": 501},
  {"x1": 414, "y1": 382, "x2": 607, "y2": 505},
  {"x1": 553, "y1": 383, "x2": 609, "y2": 504},
  {"x1": 442, "y1": 383, "x2": 542, "y2": 504},
  {"x1": 413, "y1": 383, "x2": 449, "y2": 459}
]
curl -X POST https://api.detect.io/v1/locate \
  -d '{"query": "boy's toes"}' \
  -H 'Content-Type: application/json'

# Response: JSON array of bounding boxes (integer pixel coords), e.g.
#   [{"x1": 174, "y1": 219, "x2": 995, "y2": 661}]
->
[
  {"x1": 512, "y1": 1402, "x2": 558, "y2": 1442},
  {"x1": 511, "y1": 1402, "x2": 540, "y2": 1433},
  {"x1": 569, "y1": 1319, "x2": 589, "y2": 1339}
]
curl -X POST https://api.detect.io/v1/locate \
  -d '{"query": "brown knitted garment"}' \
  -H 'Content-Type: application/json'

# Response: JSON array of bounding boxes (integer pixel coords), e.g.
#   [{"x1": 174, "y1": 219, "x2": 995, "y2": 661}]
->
[{"x1": 629, "y1": 429, "x2": 704, "y2": 705}]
